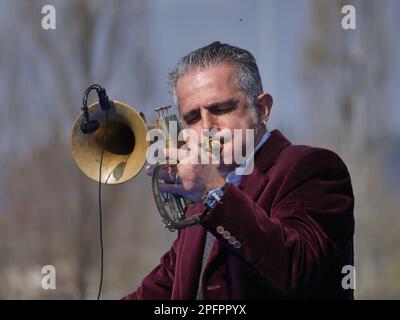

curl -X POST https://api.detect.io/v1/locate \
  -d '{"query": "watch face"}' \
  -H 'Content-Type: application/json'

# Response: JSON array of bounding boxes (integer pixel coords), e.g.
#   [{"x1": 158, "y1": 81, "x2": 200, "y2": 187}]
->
[
  {"x1": 209, "y1": 198, "x2": 217, "y2": 208},
  {"x1": 203, "y1": 188, "x2": 224, "y2": 209}
]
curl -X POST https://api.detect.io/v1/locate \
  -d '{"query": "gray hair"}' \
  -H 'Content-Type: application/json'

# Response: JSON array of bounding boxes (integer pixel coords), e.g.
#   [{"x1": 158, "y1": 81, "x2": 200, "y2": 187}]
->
[{"x1": 167, "y1": 41, "x2": 264, "y2": 114}]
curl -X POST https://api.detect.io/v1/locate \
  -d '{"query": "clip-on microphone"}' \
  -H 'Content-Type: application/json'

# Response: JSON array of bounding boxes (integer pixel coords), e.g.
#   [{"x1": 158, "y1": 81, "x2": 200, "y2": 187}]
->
[{"x1": 80, "y1": 85, "x2": 111, "y2": 134}]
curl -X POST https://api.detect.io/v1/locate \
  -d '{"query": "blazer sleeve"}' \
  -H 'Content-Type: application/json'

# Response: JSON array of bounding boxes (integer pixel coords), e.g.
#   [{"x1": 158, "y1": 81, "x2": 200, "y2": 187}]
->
[
  {"x1": 121, "y1": 236, "x2": 179, "y2": 300},
  {"x1": 200, "y1": 148, "x2": 354, "y2": 298}
]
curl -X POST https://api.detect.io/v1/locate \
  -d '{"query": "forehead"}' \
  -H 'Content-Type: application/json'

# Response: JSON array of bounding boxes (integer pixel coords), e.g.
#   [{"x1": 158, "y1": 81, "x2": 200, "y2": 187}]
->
[{"x1": 176, "y1": 63, "x2": 242, "y2": 111}]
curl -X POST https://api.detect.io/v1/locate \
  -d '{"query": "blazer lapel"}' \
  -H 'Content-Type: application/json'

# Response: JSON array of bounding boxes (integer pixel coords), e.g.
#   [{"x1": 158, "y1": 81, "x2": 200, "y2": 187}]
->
[
  {"x1": 239, "y1": 129, "x2": 291, "y2": 199},
  {"x1": 180, "y1": 130, "x2": 291, "y2": 298}
]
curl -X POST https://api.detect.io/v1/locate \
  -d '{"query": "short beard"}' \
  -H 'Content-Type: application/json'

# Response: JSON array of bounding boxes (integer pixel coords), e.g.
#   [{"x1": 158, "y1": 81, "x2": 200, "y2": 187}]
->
[{"x1": 247, "y1": 100, "x2": 262, "y2": 128}]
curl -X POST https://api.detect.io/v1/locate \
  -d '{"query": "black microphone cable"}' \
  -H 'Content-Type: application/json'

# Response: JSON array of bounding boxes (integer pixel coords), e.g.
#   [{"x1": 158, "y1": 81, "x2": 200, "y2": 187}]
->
[
  {"x1": 96, "y1": 106, "x2": 108, "y2": 300},
  {"x1": 80, "y1": 84, "x2": 110, "y2": 300}
]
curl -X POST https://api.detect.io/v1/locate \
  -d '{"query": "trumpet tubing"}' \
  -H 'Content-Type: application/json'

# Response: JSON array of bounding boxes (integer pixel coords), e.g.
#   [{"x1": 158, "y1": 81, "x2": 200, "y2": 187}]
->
[{"x1": 71, "y1": 97, "x2": 222, "y2": 232}]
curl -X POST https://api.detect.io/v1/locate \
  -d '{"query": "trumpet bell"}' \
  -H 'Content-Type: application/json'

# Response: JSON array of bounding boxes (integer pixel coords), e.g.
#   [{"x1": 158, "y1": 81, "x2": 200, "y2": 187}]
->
[{"x1": 70, "y1": 100, "x2": 148, "y2": 184}]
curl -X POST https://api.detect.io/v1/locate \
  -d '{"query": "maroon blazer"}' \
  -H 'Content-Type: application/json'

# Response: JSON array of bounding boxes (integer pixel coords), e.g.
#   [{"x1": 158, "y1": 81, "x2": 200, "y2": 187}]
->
[{"x1": 123, "y1": 129, "x2": 354, "y2": 299}]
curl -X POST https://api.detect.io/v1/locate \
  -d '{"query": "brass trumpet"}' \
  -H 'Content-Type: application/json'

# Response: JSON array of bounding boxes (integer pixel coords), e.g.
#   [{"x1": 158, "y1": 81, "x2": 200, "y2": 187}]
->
[{"x1": 70, "y1": 86, "x2": 208, "y2": 231}]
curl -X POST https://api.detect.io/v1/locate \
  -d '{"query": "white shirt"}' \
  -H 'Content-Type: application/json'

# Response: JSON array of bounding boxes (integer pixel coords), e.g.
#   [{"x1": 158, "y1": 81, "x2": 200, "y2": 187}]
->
[{"x1": 225, "y1": 129, "x2": 271, "y2": 186}]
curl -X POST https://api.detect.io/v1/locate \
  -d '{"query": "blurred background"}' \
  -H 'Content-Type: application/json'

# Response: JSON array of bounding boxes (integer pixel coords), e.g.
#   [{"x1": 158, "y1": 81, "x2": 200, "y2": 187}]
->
[{"x1": 0, "y1": 0, "x2": 399, "y2": 299}]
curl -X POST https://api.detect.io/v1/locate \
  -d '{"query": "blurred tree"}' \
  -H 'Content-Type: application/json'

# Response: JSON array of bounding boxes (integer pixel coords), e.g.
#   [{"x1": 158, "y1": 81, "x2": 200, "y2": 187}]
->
[
  {"x1": 0, "y1": 0, "x2": 174, "y2": 299},
  {"x1": 303, "y1": 0, "x2": 400, "y2": 298}
]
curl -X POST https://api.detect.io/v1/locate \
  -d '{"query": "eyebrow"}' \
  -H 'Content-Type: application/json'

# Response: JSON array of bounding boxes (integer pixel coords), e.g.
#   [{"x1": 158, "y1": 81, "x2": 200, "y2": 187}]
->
[{"x1": 182, "y1": 99, "x2": 239, "y2": 123}]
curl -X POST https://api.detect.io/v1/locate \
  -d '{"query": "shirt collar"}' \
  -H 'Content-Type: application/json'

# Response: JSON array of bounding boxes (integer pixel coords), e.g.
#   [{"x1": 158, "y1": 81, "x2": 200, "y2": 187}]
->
[{"x1": 225, "y1": 129, "x2": 271, "y2": 186}]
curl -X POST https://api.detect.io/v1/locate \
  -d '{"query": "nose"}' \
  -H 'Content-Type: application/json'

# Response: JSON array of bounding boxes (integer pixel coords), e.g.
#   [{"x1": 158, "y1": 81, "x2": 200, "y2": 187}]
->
[{"x1": 201, "y1": 109, "x2": 217, "y2": 130}]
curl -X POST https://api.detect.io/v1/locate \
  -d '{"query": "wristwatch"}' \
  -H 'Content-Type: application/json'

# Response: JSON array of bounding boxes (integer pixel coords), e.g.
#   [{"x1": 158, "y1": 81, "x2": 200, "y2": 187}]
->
[{"x1": 202, "y1": 187, "x2": 225, "y2": 210}]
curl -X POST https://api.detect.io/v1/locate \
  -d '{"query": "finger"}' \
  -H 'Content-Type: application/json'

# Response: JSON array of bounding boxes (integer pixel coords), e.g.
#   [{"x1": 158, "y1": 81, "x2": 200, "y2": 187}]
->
[
  {"x1": 158, "y1": 183, "x2": 187, "y2": 197},
  {"x1": 145, "y1": 164, "x2": 155, "y2": 176},
  {"x1": 164, "y1": 147, "x2": 190, "y2": 163},
  {"x1": 158, "y1": 166, "x2": 182, "y2": 183},
  {"x1": 147, "y1": 164, "x2": 180, "y2": 183}
]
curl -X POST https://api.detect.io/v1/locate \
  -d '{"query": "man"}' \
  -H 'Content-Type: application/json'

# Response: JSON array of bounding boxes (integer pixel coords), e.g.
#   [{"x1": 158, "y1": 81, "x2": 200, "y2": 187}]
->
[{"x1": 123, "y1": 41, "x2": 354, "y2": 299}]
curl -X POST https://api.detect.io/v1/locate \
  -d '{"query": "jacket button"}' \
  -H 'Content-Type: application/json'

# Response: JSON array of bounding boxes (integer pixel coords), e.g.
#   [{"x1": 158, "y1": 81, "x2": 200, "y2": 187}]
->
[
  {"x1": 233, "y1": 241, "x2": 241, "y2": 249},
  {"x1": 228, "y1": 236, "x2": 236, "y2": 244},
  {"x1": 222, "y1": 231, "x2": 231, "y2": 239},
  {"x1": 216, "y1": 226, "x2": 224, "y2": 234}
]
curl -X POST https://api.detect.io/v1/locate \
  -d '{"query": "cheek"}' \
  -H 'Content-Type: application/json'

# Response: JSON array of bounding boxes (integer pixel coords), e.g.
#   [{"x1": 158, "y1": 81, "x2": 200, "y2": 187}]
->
[
  {"x1": 218, "y1": 114, "x2": 251, "y2": 131},
  {"x1": 217, "y1": 122, "x2": 251, "y2": 160}
]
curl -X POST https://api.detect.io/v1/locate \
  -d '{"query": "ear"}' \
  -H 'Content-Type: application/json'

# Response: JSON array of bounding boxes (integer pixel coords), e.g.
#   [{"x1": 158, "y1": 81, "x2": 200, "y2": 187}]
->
[{"x1": 256, "y1": 92, "x2": 273, "y2": 123}]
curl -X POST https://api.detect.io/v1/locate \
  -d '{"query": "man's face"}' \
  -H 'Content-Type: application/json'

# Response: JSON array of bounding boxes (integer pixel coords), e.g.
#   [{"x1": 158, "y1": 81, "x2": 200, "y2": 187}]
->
[{"x1": 176, "y1": 63, "x2": 262, "y2": 168}]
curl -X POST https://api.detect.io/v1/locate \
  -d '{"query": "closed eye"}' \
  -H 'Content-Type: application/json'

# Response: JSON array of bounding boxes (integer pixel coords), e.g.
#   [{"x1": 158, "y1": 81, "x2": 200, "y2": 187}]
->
[
  {"x1": 182, "y1": 99, "x2": 239, "y2": 125},
  {"x1": 207, "y1": 99, "x2": 238, "y2": 114},
  {"x1": 210, "y1": 104, "x2": 236, "y2": 115},
  {"x1": 183, "y1": 109, "x2": 201, "y2": 125}
]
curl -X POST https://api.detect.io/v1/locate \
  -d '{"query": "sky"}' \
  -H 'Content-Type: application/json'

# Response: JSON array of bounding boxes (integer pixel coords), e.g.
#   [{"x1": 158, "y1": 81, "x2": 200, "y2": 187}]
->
[
  {"x1": 0, "y1": 0, "x2": 398, "y2": 154},
  {"x1": 144, "y1": 0, "x2": 399, "y2": 140},
  {"x1": 145, "y1": 0, "x2": 313, "y2": 140}
]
